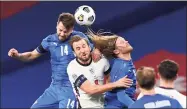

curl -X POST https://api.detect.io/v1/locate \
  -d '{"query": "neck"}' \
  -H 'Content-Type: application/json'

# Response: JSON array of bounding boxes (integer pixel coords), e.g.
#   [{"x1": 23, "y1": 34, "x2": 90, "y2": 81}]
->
[
  {"x1": 78, "y1": 58, "x2": 92, "y2": 65},
  {"x1": 140, "y1": 87, "x2": 156, "y2": 96},
  {"x1": 117, "y1": 53, "x2": 131, "y2": 60},
  {"x1": 159, "y1": 78, "x2": 175, "y2": 88}
]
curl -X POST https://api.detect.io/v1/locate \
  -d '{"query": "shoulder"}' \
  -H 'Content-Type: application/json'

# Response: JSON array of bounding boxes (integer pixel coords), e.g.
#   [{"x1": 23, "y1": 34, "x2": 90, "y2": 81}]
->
[
  {"x1": 72, "y1": 30, "x2": 86, "y2": 37},
  {"x1": 72, "y1": 30, "x2": 84, "y2": 34},
  {"x1": 43, "y1": 33, "x2": 57, "y2": 42},
  {"x1": 175, "y1": 90, "x2": 186, "y2": 98},
  {"x1": 67, "y1": 59, "x2": 79, "y2": 72},
  {"x1": 157, "y1": 94, "x2": 177, "y2": 101},
  {"x1": 98, "y1": 56, "x2": 109, "y2": 64},
  {"x1": 68, "y1": 59, "x2": 78, "y2": 68},
  {"x1": 128, "y1": 101, "x2": 142, "y2": 108},
  {"x1": 155, "y1": 87, "x2": 163, "y2": 92}
]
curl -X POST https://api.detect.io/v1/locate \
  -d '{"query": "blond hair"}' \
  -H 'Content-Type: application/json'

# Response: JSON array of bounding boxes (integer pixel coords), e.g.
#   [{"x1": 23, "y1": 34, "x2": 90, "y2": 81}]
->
[{"x1": 87, "y1": 29, "x2": 118, "y2": 58}]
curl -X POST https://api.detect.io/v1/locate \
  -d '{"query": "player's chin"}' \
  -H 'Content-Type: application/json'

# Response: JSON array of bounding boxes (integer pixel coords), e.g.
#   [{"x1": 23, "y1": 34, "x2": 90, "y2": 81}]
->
[
  {"x1": 59, "y1": 36, "x2": 67, "y2": 41},
  {"x1": 130, "y1": 46, "x2": 133, "y2": 51},
  {"x1": 81, "y1": 56, "x2": 90, "y2": 61},
  {"x1": 127, "y1": 46, "x2": 133, "y2": 51}
]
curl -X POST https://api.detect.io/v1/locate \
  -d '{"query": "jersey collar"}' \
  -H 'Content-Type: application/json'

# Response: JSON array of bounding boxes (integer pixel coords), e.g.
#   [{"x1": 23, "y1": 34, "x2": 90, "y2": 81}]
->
[
  {"x1": 159, "y1": 86, "x2": 174, "y2": 90},
  {"x1": 76, "y1": 57, "x2": 92, "y2": 66}
]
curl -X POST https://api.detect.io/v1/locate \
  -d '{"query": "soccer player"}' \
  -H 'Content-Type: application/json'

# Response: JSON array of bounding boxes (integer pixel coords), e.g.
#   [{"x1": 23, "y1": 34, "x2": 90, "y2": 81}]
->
[
  {"x1": 8, "y1": 13, "x2": 99, "y2": 108},
  {"x1": 87, "y1": 31, "x2": 136, "y2": 108},
  {"x1": 129, "y1": 66, "x2": 182, "y2": 108},
  {"x1": 137, "y1": 59, "x2": 186, "y2": 108},
  {"x1": 67, "y1": 36, "x2": 133, "y2": 108}
]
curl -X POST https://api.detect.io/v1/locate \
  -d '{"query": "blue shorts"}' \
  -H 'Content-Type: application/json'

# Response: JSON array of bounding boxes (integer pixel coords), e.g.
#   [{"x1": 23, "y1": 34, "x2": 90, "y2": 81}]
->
[{"x1": 31, "y1": 84, "x2": 77, "y2": 108}]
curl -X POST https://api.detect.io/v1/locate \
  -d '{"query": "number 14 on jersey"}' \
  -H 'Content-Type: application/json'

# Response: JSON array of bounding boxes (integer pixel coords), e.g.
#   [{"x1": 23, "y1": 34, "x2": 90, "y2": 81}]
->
[{"x1": 60, "y1": 45, "x2": 68, "y2": 56}]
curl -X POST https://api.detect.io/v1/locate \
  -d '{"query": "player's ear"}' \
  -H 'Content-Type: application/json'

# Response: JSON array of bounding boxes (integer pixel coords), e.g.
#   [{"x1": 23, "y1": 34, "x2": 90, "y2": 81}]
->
[
  {"x1": 89, "y1": 45, "x2": 91, "y2": 52},
  {"x1": 56, "y1": 22, "x2": 58, "y2": 29},
  {"x1": 113, "y1": 49, "x2": 119, "y2": 55},
  {"x1": 157, "y1": 72, "x2": 160, "y2": 79},
  {"x1": 136, "y1": 82, "x2": 140, "y2": 89},
  {"x1": 174, "y1": 74, "x2": 178, "y2": 80},
  {"x1": 68, "y1": 27, "x2": 73, "y2": 33},
  {"x1": 154, "y1": 78, "x2": 157, "y2": 84}
]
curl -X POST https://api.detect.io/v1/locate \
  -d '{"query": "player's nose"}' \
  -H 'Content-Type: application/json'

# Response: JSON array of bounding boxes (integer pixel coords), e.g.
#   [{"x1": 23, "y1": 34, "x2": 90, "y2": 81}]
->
[
  {"x1": 80, "y1": 49, "x2": 85, "y2": 53},
  {"x1": 60, "y1": 32, "x2": 65, "y2": 36}
]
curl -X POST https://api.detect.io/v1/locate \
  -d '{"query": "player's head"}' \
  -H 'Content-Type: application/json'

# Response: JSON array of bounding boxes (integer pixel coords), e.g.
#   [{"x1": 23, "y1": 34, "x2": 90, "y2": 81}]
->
[
  {"x1": 56, "y1": 13, "x2": 75, "y2": 41},
  {"x1": 87, "y1": 30, "x2": 133, "y2": 58},
  {"x1": 136, "y1": 66, "x2": 156, "y2": 90},
  {"x1": 69, "y1": 35, "x2": 91, "y2": 62},
  {"x1": 157, "y1": 59, "x2": 179, "y2": 81}
]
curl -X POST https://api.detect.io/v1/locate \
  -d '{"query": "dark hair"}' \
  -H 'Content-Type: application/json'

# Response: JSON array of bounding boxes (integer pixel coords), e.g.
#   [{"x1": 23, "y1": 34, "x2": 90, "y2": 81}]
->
[
  {"x1": 69, "y1": 35, "x2": 89, "y2": 51},
  {"x1": 58, "y1": 13, "x2": 75, "y2": 30},
  {"x1": 158, "y1": 59, "x2": 179, "y2": 81},
  {"x1": 136, "y1": 66, "x2": 156, "y2": 90}
]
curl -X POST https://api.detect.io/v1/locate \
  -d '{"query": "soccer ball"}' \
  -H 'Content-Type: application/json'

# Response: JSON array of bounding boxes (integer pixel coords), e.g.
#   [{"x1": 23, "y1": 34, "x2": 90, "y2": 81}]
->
[{"x1": 74, "y1": 5, "x2": 96, "y2": 26}]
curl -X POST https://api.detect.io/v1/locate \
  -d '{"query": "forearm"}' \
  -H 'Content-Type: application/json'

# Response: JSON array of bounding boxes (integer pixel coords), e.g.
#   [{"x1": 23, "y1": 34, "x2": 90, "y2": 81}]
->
[
  {"x1": 117, "y1": 91, "x2": 134, "y2": 107},
  {"x1": 87, "y1": 82, "x2": 116, "y2": 95},
  {"x1": 16, "y1": 52, "x2": 35, "y2": 62}
]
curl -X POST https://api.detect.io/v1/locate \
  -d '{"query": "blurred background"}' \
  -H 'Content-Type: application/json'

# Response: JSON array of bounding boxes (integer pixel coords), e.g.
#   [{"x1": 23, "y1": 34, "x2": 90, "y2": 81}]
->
[{"x1": 1, "y1": 1, "x2": 186, "y2": 108}]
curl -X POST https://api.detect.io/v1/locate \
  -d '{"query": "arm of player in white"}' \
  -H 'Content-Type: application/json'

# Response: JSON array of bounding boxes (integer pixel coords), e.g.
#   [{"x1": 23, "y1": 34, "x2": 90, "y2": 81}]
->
[{"x1": 67, "y1": 62, "x2": 133, "y2": 95}]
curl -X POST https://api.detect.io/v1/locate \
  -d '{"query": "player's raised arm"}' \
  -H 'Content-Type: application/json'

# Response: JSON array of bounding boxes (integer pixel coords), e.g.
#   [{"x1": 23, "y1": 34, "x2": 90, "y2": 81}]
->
[
  {"x1": 8, "y1": 33, "x2": 51, "y2": 62},
  {"x1": 8, "y1": 48, "x2": 42, "y2": 62}
]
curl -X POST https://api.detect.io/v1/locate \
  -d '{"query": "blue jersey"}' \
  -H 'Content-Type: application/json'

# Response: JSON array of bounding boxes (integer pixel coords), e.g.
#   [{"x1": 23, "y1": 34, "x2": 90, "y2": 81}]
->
[
  {"x1": 110, "y1": 58, "x2": 136, "y2": 99},
  {"x1": 105, "y1": 58, "x2": 136, "y2": 108},
  {"x1": 128, "y1": 94, "x2": 182, "y2": 108},
  {"x1": 36, "y1": 31, "x2": 93, "y2": 85}
]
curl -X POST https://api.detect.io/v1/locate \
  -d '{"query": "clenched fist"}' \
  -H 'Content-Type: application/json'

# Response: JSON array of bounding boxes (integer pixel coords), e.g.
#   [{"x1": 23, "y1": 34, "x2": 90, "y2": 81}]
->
[{"x1": 8, "y1": 48, "x2": 20, "y2": 58}]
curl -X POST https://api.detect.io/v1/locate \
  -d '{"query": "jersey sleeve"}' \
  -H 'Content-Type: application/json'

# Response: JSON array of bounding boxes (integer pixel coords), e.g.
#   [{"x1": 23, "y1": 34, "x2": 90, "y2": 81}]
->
[
  {"x1": 117, "y1": 90, "x2": 135, "y2": 107},
  {"x1": 36, "y1": 36, "x2": 50, "y2": 53},
  {"x1": 67, "y1": 62, "x2": 88, "y2": 88}
]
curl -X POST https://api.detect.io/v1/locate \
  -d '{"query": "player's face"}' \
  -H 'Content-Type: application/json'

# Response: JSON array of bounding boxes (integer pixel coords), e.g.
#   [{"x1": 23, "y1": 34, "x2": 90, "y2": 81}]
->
[
  {"x1": 115, "y1": 37, "x2": 133, "y2": 54},
  {"x1": 73, "y1": 39, "x2": 91, "y2": 62},
  {"x1": 56, "y1": 22, "x2": 73, "y2": 41}
]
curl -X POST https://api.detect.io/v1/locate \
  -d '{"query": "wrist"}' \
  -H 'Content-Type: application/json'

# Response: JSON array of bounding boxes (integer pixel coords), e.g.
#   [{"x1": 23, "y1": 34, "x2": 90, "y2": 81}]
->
[
  {"x1": 112, "y1": 82, "x2": 118, "y2": 88},
  {"x1": 17, "y1": 53, "x2": 22, "y2": 58}
]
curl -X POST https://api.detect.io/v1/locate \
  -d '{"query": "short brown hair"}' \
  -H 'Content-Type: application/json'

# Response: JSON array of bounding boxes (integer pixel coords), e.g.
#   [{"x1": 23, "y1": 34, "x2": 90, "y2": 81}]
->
[
  {"x1": 136, "y1": 66, "x2": 156, "y2": 90},
  {"x1": 158, "y1": 59, "x2": 179, "y2": 81},
  {"x1": 69, "y1": 35, "x2": 89, "y2": 51},
  {"x1": 87, "y1": 30, "x2": 118, "y2": 58},
  {"x1": 58, "y1": 13, "x2": 75, "y2": 30}
]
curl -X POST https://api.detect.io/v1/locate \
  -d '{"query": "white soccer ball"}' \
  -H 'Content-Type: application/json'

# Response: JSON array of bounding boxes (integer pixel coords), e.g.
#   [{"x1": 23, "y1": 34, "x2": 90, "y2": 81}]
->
[{"x1": 74, "y1": 5, "x2": 96, "y2": 26}]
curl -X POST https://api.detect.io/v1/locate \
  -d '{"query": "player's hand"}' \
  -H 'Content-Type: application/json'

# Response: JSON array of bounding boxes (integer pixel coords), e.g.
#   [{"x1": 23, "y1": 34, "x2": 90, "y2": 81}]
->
[
  {"x1": 8, "y1": 48, "x2": 20, "y2": 58},
  {"x1": 114, "y1": 75, "x2": 133, "y2": 88},
  {"x1": 92, "y1": 48, "x2": 102, "y2": 62}
]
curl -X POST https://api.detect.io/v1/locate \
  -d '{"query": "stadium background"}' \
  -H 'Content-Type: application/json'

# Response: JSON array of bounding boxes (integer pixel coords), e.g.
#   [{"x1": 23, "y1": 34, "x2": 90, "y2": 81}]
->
[{"x1": 1, "y1": 1, "x2": 186, "y2": 108}]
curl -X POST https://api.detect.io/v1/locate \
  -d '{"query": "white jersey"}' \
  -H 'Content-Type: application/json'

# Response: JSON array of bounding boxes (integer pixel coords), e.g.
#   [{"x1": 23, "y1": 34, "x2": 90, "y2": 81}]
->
[
  {"x1": 137, "y1": 86, "x2": 186, "y2": 108},
  {"x1": 67, "y1": 56, "x2": 110, "y2": 108}
]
